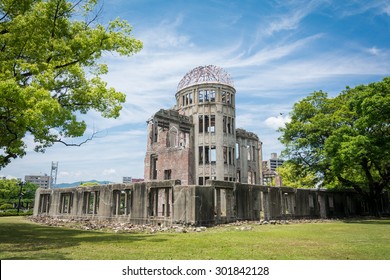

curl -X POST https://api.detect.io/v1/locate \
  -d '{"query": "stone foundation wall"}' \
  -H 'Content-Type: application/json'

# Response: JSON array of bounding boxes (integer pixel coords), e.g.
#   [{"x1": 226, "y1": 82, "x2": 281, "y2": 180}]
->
[{"x1": 33, "y1": 180, "x2": 389, "y2": 226}]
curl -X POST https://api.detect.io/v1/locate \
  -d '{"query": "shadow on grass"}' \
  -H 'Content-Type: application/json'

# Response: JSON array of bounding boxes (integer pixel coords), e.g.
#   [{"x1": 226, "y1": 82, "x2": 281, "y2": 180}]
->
[{"x1": 0, "y1": 219, "x2": 166, "y2": 260}]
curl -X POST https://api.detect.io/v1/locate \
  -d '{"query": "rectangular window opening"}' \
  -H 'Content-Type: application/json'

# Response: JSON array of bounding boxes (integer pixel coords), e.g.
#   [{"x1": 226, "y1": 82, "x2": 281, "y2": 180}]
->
[
  {"x1": 198, "y1": 90, "x2": 204, "y2": 103},
  {"x1": 199, "y1": 146, "x2": 204, "y2": 164},
  {"x1": 151, "y1": 155, "x2": 158, "y2": 180},
  {"x1": 164, "y1": 169, "x2": 172, "y2": 180},
  {"x1": 205, "y1": 146, "x2": 210, "y2": 163},
  {"x1": 59, "y1": 193, "x2": 73, "y2": 214},
  {"x1": 113, "y1": 190, "x2": 131, "y2": 216},
  {"x1": 208, "y1": 115, "x2": 215, "y2": 133},
  {"x1": 226, "y1": 93, "x2": 231, "y2": 104},
  {"x1": 204, "y1": 90, "x2": 209, "y2": 102},
  {"x1": 227, "y1": 117, "x2": 232, "y2": 134},
  {"x1": 152, "y1": 121, "x2": 158, "y2": 143},
  {"x1": 39, "y1": 194, "x2": 50, "y2": 214},
  {"x1": 204, "y1": 115, "x2": 210, "y2": 133},
  {"x1": 209, "y1": 90, "x2": 216, "y2": 102},
  {"x1": 210, "y1": 146, "x2": 216, "y2": 163},
  {"x1": 198, "y1": 115, "x2": 204, "y2": 133}
]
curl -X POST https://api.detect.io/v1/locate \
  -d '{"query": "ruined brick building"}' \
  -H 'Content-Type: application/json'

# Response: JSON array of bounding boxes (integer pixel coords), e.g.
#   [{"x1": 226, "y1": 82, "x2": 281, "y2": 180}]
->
[
  {"x1": 144, "y1": 65, "x2": 262, "y2": 186},
  {"x1": 33, "y1": 66, "x2": 389, "y2": 225}
]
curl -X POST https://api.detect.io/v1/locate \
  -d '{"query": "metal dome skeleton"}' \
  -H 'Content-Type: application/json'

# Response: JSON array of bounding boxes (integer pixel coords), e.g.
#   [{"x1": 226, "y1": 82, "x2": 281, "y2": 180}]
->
[{"x1": 177, "y1": 65, "x2": 234, "y2": 91}]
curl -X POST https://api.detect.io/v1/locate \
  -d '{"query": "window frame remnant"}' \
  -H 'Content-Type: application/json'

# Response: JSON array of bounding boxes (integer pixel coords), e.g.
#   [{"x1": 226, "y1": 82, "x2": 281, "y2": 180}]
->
[
  {"x1": 151, "y1": 155, "x2": 158, "y2": 180},
  {"x1": 149, "y1": 188, "x2": 171, "y2": 217},
  {"x1": 113, "y1": 189, "x2": 132, "y2": 216},
  {"x1": 164, "y1": 169, "x2": 172, "y2": 180},
  {"x1": 59, "y1": 192, "x2": 73, "y2": 214},
  {"x1": 83, "y1": 191, "x2": 100, "y2": 214},
  {"x1": 38, "y1": 194, "x2": 50, "y2": 214}
]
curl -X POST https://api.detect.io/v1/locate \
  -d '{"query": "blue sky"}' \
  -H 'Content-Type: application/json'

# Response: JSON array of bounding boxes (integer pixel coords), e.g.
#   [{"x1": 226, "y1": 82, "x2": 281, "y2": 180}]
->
[{"x1": 1, "y1": 0, "x2": 390, "y2": 183}]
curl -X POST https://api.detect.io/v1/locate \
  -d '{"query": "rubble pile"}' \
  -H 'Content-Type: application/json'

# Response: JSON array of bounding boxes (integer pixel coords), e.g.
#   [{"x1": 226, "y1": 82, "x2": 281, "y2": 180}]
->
[
  {"x1": 28, "y1": 216, "x2": 337, "y2": 234},
  {"x1": 28, "y1": 216, "x2": 207, "y2": 234}
]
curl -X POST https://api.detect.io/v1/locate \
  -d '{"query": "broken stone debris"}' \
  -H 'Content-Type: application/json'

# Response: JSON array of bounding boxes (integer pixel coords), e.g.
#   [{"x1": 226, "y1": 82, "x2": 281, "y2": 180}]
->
[{"x1": 28, "y1": 216, "x2": 336, "y2": 234}]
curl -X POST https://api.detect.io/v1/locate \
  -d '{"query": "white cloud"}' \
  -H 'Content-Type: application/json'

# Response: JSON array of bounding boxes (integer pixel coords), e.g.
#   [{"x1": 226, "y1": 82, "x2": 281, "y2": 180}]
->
[
  {"x1": 103, "y1": 169, "x2": 117, "y2": 176},
  {"x1": 0, "y1": 174, "x2": 18, "y2": 180},
  {"x1": 137, "y1": 15, "x2": 194, "y2": 49},
  {"x1": 248, "y1": 0, "x2": 324, "y2": 52},
  {"x1": 265, "y1": 9, "x2": 308, "y2": 36},
  {"x1": 384, "y1": 4, "x2": 390, "y2": 16},
  {"x1": 264, "y1": 115, "x2": 291, "y2": 130},
  {"x1": 338, "y1": 1, "x2": 390, "y2": 17},
  {"x1": 367, "y1": 47, "x2": 381, "y2": 55}
]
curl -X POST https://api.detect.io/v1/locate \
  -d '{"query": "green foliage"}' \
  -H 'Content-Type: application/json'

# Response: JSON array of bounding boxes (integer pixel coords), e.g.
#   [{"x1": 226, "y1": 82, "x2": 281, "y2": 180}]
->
[
  {"x1": 0, "y1": 209, "x2": 33, "y2": 216},
  {"x1": 0, "y1": 178, "x2": 38, "y2": 206},
  {"x1": 0, "y1": 0, "x2": 142, "y2": 168},
  {"x1": 0, "y1": 203, "x2": 13, "y2": 209},
  {"x1": 279, "y1": 77, "x2": 390, "y2": 215},
  {"x1": 276, "y1": 161, "x2": 317, "y2": 188},
  {"x1": 0, "y1": 178, "x2": 19, "y2": 202},
  {"x1": 80, "y1": 181, "x2": 99, "y2": 187}
]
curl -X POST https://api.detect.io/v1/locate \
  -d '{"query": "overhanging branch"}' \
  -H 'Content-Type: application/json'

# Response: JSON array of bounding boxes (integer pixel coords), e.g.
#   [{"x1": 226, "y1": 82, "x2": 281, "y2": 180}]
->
[{"x1": 54, "y1": 130, "x2": 100, "y2": 146}]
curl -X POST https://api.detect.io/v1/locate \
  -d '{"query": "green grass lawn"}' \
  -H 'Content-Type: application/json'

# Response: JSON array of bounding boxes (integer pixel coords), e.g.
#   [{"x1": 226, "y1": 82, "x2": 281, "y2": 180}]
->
[{"x1": 0, "y1": 216, "x2": 389, "y2": 260}]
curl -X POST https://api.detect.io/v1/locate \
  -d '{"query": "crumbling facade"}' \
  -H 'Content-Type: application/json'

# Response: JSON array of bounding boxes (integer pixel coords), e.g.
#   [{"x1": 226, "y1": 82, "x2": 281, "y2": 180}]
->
[
  {"x1": 144, "y1": 109, "x2": 195, "y2": 185},
  {"x1": 144, "y1": 65, "x2": 262, "y2": 185},
  {"x1": 33, "y1": 180, "x2": 389, "y2": 225}
]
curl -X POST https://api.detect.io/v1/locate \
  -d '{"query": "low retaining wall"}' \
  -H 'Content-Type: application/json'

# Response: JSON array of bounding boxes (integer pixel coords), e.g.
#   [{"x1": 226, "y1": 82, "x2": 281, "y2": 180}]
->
[{"x1": 33, "y1": 180, "x2": 389, "y2": 226}]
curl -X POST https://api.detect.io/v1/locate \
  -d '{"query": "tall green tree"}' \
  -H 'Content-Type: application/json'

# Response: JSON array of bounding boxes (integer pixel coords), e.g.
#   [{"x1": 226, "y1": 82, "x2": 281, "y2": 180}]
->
[
  {"x1": 279, "y1": 77, "x2": 390, "y2": 216},
  {"x1": 0, "y1": 0, "x2": 142, "y2": 168},
  {"x1": 0, "y1": 178, "x2": 38, "y2": 207},
  {"x1": 276, "y1": 161, "x2": 318, "y2": 189}
]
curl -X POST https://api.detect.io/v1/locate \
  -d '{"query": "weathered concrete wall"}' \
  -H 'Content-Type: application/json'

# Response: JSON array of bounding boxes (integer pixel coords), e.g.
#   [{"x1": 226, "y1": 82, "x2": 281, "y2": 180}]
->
[
  {"x1": 294, "y1": 189, "x2": 318, "y2": 218},
  {"x1": 172, "y1": 185, "x2": 196, "y2": 224},
  {"x1": 34, "y1": 180, "x2": 390, "y2": 225},
  {"x1": 195, "y1": 186, "x2": 215, "y2": 225}
]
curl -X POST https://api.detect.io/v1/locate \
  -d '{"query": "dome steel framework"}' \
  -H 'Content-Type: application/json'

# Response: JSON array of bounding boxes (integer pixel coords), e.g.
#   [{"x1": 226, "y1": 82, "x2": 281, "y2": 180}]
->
[{"x1": 177, "y1": 65, "x2": 234, "y2": 91}]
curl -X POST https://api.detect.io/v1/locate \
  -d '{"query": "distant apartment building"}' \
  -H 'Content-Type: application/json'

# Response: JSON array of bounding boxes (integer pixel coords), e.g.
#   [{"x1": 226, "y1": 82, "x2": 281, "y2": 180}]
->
[
  {"x1": 123, "y1": 177, "x2": 132, "y2": 184},
  {"x1": 267, "y1": 152, "x2": 285, "y2": 171},
  {"x1": 25, "y1": 174, "x2": 52, "y2": 188},
  {"x1": 123, "y1": 177, "x2": 144, "y2": 184},
  {"x1": 262, "y1": 153, "x2": 284, "y2": 186},
  {"x1": 131, "y1": 178, "x2": 144, "y2": 183}
]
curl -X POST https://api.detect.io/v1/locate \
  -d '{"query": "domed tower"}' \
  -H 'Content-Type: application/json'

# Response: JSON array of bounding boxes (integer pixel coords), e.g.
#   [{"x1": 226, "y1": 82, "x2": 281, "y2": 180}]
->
[{"x1": 175, "y1": 65, "x2": 237, "y2": 185}]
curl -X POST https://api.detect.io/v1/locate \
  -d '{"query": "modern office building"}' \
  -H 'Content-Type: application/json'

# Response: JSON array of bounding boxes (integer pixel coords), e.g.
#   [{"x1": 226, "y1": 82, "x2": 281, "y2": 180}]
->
[{"x1": 25, "y1": 174, "x2": 52, "y2": 188}]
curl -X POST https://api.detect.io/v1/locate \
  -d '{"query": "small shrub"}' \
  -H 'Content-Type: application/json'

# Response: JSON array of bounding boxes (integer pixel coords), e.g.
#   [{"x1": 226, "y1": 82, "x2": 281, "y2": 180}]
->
[
  {"x1": 0, "y1": 203, "x2": 14, "y2": 210},
  {"x1": 0, "y1": 209, "x2": 33, "y2": 217}
]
